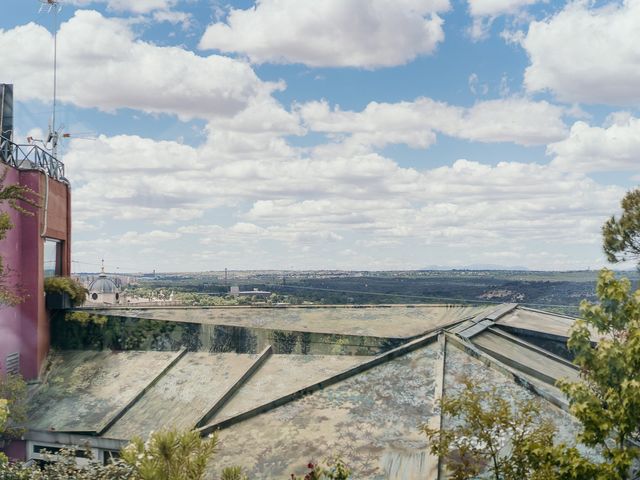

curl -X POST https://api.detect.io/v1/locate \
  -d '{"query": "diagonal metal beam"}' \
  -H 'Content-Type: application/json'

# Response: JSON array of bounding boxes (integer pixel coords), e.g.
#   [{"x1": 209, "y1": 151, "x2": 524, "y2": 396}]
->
[
  {"x1": 97, "y1": 348, "x2": 187, "y2": 436},
  {"x1": 194, "y1": 345, "x2": 273, "y2": 429},
  {"x1": 425, "y1": 333, "x2": 446, "y2": 480}
]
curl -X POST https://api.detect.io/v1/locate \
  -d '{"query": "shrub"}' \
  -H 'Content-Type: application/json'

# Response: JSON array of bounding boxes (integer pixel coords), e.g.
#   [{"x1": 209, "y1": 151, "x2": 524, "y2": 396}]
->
[
  {"x1": 120, "y1": 429, "x2": 218, "y2": 480},
  {"x1": 220, "y1": 466, "x2": 248, "y2": 480},
  {"x1": 44, "y1": 276, "x2": 87, "y2": 306},
  {"x1": 64, "y1": 311, "x2": 108, "y2": 325},
  {"x1": 290, "y1": 458, "x2": 351, "y2": 480},
  {"x1": 0, "y1": 373, "x2": 27, "y2": 441}
]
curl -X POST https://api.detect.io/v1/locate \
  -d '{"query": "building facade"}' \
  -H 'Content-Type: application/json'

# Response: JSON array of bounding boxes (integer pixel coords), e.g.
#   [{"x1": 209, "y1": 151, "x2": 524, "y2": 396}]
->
[{"x1": 0, "y1": 83, "x2": 72, "y2": 381}]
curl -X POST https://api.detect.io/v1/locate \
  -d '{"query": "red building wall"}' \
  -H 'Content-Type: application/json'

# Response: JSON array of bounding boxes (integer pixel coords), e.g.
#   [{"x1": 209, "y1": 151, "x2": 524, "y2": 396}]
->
[{"x1": 0, "y1": 163, "x2": 71, "y2": 380}]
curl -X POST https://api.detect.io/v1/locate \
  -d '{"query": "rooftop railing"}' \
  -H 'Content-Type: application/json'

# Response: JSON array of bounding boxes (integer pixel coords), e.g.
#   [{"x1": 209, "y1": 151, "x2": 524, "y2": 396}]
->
[{"x1": 0, "y1": 135, "x2": 66, "y2": 182}]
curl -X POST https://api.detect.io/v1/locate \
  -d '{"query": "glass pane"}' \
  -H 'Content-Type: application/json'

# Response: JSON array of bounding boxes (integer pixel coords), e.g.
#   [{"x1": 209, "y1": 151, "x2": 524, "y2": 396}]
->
[{"x1": 44, "y1": 239, "x2": 61, "y2": 278}]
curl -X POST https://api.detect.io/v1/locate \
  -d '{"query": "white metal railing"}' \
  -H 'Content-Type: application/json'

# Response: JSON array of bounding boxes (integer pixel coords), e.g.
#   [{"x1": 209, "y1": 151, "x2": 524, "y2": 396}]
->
[{"x1": 0, "y1": 135, "x2": 66, "y2": 182}]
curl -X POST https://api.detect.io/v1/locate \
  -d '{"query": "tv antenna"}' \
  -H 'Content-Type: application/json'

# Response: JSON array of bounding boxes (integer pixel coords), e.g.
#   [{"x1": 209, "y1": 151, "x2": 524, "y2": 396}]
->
[{"x1": 39, "y1": 0, "x2": 63, "y2": 158}]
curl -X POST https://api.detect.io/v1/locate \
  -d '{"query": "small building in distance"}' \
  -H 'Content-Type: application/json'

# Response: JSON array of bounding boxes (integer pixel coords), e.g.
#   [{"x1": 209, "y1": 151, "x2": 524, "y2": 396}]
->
[
  {"x1": 86, "y1": 261, "x2": 120, "y2": 305},
  {"x1": 229, "y1": 285, "x2": 271, "y2": 297}
]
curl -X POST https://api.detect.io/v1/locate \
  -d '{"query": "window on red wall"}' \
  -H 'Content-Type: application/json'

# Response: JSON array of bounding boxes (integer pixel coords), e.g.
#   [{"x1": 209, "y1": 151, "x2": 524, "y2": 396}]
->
[{"x1": 44, "y1": 239, "x2": 62, "y2": 278}]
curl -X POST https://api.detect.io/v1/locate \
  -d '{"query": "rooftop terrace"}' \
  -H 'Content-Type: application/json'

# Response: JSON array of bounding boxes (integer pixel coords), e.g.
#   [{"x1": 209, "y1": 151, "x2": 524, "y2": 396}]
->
[{"x1": 27, "y1": 304, "x2": 592, "y2": 479}]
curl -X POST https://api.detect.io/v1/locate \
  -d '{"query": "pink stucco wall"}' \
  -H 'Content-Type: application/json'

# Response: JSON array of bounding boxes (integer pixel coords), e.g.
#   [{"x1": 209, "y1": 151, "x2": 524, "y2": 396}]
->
[
  {"x1": 0, "y1": 166, "x2": 31, "y2": 376},
  {"x1": 3, "y1": 440, "x2": 26, "y2": 461},
  {"x1": 0, "y1": 164, "x2": 71, "y2": 380}
]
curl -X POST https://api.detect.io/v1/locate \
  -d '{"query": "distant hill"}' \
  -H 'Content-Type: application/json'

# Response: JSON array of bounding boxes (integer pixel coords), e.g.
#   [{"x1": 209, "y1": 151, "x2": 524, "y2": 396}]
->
[{"x1": 421, "y1": 264, "x2": 530, "y2": 271}]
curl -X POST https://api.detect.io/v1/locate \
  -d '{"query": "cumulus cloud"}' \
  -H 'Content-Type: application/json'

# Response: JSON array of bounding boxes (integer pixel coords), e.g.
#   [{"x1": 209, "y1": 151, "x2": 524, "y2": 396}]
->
[
  {"x1": 65, "y1": 134, "x2": 208, "y2": 225},
  {"x1": 522, "y1": 0, "x2": 640, "y2": 105},
  {"x1": 179, "y1": 221, "x2": 343, "y2": 246},
  {"x1": 298, "y1": 96, "x2": 567, "y2": 149},
  {"x1": 548, "y1": 114, "x2": 640, "y2": 173},
  {"x1": 0, "y1": 10, "x2": 280, "y2": 120},
  {"x1": 199, "y1": 0, "x2": 449, "y2": 68},
  {"x1": 67, "y1": 122, "x2": 622, "y2": 269},
  {"x1": 182, "y1": 158, "x2": 620, "y2": 253}
]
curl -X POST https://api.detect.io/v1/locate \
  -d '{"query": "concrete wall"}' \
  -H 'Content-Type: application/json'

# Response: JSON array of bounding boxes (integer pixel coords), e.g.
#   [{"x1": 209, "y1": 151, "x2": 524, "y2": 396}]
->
[{"x1": 0, "y1": 163, "x2": 71, "y2": 379}]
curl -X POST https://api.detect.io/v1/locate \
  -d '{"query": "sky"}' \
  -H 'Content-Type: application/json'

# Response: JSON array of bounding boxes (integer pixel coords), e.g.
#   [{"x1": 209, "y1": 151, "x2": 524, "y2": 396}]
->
[{"x1": 1, "y1": 0, "x2": 638, "y2": 273}]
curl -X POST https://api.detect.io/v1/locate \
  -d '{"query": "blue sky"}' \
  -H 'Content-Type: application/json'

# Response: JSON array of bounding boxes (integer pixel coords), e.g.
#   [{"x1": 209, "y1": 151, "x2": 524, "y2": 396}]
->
[{"x1": 1, "y1": 0, "x2": 638, "y2": 272}]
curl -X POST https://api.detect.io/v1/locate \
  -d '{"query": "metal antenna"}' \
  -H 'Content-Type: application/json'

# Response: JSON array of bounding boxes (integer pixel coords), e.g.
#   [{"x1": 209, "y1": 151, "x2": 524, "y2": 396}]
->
[{"x1": 39, "y1": 0, "x2": 63, "y2": 158}]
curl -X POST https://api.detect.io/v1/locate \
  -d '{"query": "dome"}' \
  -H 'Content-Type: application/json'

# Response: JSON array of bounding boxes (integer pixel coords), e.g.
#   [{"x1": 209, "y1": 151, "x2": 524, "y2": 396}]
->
[{"x1": 88, "y1": 273, "x2": 118, "y2": 294}]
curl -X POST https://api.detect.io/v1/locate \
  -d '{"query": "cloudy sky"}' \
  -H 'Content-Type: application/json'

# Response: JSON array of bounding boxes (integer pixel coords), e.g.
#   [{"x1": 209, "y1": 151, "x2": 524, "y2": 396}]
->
[{"x1": 1, "y1": 0, "x2": 638, "y2": 272}]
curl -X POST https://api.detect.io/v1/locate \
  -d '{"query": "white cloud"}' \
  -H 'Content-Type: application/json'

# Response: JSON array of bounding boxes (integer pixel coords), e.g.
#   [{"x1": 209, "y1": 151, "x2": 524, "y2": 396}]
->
[
  {"x1": 0, "y1": 10, "x2": 280, "y2": 120},
  {"x1": 468, "y1": 73, "x2": 488, "y2": 95},
  {"x1": 548, "y1": 114, "x2": 640, "y2": 173},
  {"x1": 199, "y1": 0, "x2": 449, "y2": 68},
  {"x1": 522, "y1": 0, "x2": 640, "y2": 105},
  {"x1": 178, "y1": 220, "x2": 343, "y2": 246},
  {"x1": 152, "y1": 10, "x2": 192, "y2": 29},
  {"x1": 298, "y1": 96, "x2": 567, "y2": 149},
  {"x1": 68, "y1": 124, "x2": 622, "y2": 269},
  {"x1": 469, "y1": 0, "x2": 539, "y2": 17},
  {"x1": 119, "y1": 230, "x2": 182, "y2": 245},
  {"x1": 66, "y1": 0, "x2": 174, "y2": 14},
  {"x1": 65, "y1": 134, "x2": 208, "y2": 225},
  {"x1": 467, "y1": 0, "x2": 538, "y2": 40}
]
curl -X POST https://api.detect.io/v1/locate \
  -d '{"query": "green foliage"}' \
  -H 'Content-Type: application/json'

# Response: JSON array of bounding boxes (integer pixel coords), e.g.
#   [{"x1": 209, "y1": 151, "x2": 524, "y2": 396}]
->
[
  {"x1": 603, "y1": 189, "x2": 640, "y2": 265},
  {"x1": 0, "y1": 446, "x2": 134, "y2": 479},
  {"x1": 556, "y1": 268, "x2": 640, "y2": 479},
  {"x1": 425, "y1": 269, "x2": 640, "y2": 479},
  {"x1": 0, "y1": 428, "x2": 230, "y2": 480},
  {"x1": 290, "y1": 458, "x2": 351, "y2": 480},
  {"x1": 423, "y1": 377, "x2": 560, "y2": 480},
  {"x1": 0, "y1": 398, "x2": 8, "y2": 464},
  {"x1": 0, "y1": 456, "x2": 38, "y2": 479},
  {"x1": 64, "y1": 311, "x2": 108, "y2": 325},
  {"x1": 35, "y1": 448, "x2": 134, "y2": 480},
  {"x1": 0, "y1": 168, "x2": 40, "y2": 215},
  {"x1": 0, "y1": 399, "x2": 7, "y2": 433},
  {"x1": 0, "y1": 167, "x2": 39, "y2": 306},
  {"x1": 44, "y1": 276, "x2": 88, "y2": 306},
  {"x1": 220, "y1": 465, "x2": 248, "y2": 480},
  {"x1": 0, "y1": 373, "x2": 27, "y2": 440},
  {"x1": 120, "y1": 429, "x2": 218, "y2": 480}
]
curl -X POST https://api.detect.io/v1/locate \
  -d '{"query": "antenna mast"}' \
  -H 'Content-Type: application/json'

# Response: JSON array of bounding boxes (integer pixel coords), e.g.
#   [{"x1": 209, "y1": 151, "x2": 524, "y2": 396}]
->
[{"x1": 39, "y1": 0, "x2": 63, "y2": 158}]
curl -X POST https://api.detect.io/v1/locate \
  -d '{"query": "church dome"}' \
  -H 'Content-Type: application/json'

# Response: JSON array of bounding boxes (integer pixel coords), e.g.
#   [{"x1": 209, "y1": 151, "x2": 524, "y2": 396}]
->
[{"x1": 88, "y1": 274, "x2": 119, "y2": 294}]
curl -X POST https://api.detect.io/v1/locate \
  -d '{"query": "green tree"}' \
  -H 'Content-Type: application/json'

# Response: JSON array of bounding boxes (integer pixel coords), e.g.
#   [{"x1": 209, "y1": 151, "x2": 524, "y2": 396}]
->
[
  {"x1": 557, "y1": 269, "x2": 640, "y2": 479},
  {"x1": 603, "y1": 189, "x2": 640, "y2": 265},
  {"x1": 424, "y1": 270, "x2": 640, "y2": 479},
  {"x1": 422, "y1": 377, "x2": 559, "y2": 480},
  {"x1": 0, "y1": 167, "x2": 39, "y2": 305}
]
